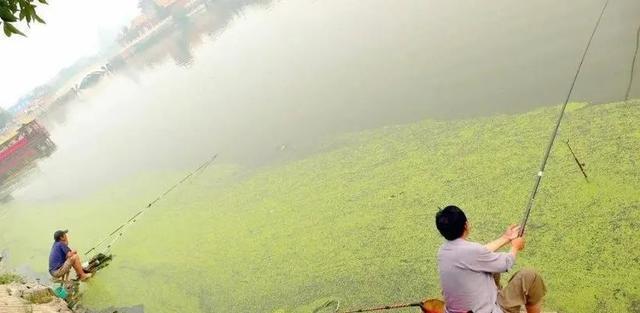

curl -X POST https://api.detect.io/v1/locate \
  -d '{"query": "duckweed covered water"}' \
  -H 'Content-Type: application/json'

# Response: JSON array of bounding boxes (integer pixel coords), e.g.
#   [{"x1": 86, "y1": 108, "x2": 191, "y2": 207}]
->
[{"x1": 1, "y1": 101, "x2": 639, "y2": 312}]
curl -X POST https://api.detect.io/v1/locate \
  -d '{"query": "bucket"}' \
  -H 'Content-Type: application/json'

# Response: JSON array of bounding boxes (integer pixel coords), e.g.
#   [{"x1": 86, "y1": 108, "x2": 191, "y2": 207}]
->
[{"x1": 53, "y1": 285, "x2": 68, "y2": 299}]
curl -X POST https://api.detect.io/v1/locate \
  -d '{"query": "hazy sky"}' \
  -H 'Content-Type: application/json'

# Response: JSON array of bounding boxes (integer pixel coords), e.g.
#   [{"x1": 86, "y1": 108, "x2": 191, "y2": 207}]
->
[{"x1": 0, "y1": 0, "x2": 138, "y2": 108}]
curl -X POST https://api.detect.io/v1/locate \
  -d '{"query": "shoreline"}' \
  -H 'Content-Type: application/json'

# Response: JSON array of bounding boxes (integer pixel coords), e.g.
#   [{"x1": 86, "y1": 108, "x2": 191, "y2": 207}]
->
[
  {"x1": 0, "y1": 267, "x2": 142, "y2": 313},
  {"x1": 0, "y1": 278, "x2": 73, "y2": 313}
]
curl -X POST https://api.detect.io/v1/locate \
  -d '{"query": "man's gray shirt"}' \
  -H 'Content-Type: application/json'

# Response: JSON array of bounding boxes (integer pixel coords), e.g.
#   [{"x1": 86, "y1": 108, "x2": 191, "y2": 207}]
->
[{"x1": 437, "y1": 238, "x2": 515, "y2": 313}]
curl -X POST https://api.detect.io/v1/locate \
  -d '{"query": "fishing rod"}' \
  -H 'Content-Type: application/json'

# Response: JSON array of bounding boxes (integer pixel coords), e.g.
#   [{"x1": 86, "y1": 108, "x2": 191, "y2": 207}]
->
[
  {"x1": 314, "y1": 299, "x2": 341, "y2": 313},
  {"x1": 519, "y1": 0, "x2": 609, "y2": 236},
  {"x1": 343, "y1": 302, "x2": 423, "y2": 313},
  {"x1": 84, "y1": 153, "x2": 218, "y2": 256},
  {"x1": 565, "y1": 140, "x2": 588, "y2": 182},
  {"x1": 342, "y1": 299, "x2": 445, "y2": 313},
  {"x1": 625, "y1": 24, "x2": 640, "y2": 101}
]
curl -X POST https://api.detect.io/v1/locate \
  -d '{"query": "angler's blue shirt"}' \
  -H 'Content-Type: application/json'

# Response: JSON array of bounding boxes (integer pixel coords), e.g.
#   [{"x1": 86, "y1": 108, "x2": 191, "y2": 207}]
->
[{"x1": 48, "y1": 241, "x2": 70, "y2": 273}]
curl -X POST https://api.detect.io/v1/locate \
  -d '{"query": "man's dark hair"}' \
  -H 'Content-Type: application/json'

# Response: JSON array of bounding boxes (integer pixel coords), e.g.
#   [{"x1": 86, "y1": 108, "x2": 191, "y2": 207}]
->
[{"x1": 435, "y1": 205, "x2": 467, "y2": 240}]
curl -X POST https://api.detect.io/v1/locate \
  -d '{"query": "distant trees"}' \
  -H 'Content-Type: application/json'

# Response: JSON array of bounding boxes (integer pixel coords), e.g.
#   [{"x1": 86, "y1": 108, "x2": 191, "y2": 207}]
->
[
  {"x1": 117, "y1": 0, "x2": 173, "y2": 46},
  {"x1": 0, "y1": 0, "x2": 48, "y2": 37}
]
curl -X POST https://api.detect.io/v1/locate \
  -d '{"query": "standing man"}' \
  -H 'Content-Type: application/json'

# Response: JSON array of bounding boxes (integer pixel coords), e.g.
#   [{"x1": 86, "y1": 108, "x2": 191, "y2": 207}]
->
[
  {"x1": 435, "y1": 205, "x2": 546, "y2": 313},
  {"x1": 49, "y1": 230, "x2": 92, "y2": 281}
]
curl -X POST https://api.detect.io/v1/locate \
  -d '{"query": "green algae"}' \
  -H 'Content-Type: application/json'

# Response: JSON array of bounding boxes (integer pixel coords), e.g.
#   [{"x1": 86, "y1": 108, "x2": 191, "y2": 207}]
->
[
  {"x1": 1, "y1": 101, "x2": 639, "y2": 312},
  {"x1": 0, "y1": 272, "x2": 23, "y2": 284}
]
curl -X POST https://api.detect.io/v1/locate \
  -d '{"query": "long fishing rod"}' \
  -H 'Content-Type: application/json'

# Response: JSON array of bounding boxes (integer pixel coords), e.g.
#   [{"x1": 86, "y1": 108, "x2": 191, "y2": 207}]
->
[
  {"x1": 342, "y1": 299, "x2": 446, "y2": 313},
  {"x1": 565, "y1": 140, "x2": 589, "y2": 182},
  {"x1": 84, "y1": 153, "x2": 218, "y2": 256},
  {"x1": 343, "y1": 302, "x2": 423, "y2": 313},
  {"x1": 519, "y1": 0, "x2": 609, "y2": 236}
]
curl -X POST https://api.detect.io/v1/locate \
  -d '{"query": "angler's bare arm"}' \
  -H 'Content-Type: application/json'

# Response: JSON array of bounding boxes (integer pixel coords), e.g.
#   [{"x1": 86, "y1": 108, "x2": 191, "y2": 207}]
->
[
  {"x1": 484, "y1": 224, "x2": 520, "y2": 252},
  {"x1": 484, "y1": 237, "x2": 510, "y2": 252}
]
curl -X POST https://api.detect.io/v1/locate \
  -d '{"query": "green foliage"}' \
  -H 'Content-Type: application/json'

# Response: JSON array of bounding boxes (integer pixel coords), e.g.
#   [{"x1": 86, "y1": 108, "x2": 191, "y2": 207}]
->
[
  {"x1": 1, "y1": 101, "x2": 639, "y2": 312},
  {"x1": 24, "y1": 291, "x2": 53, "y2": 304},
  {"x1": 0, "y1": 272, "x2": 24, "y2": 284},
  {"x1": 0, "y1": 0, "x2": 47, "y2": 37}
]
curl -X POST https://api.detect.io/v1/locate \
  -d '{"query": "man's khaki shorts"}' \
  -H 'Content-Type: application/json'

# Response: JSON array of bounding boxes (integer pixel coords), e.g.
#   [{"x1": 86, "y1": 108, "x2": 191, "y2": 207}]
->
[
  {"x1": 51, "y1": 258, "x2": 73, "y2": 278},
  {"x1": 498, "y1": 269, "x2": 547, "y2": 313}
]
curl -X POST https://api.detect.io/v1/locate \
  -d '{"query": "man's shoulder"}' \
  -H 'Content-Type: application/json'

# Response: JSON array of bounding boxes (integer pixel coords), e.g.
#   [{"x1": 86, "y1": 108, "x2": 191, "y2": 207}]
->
[
  {"x1": 462, "y1": 241, "x2": 491, "y2": 256},
  {"x1": 52, "y1": 241, "x2": 68, "y2": 251},
  {"x1": 465, "y1": 240, "x2": 487, "y2": 250},
  {"x1": 442, "y1": 239, "x2": 488, "y2": 254}
]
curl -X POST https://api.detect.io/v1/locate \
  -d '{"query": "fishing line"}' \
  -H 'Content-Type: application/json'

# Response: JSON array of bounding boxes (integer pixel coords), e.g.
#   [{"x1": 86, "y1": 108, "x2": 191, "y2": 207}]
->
[
  {"x1": 519, "y1": 0, "x2": 609, "y2": 236},
  {"x1": 84, "y1": 154, "x2": 218, "y2": 256},
  {"x1": 625, "y1": 24, "x2": 640, "y2": 101}
]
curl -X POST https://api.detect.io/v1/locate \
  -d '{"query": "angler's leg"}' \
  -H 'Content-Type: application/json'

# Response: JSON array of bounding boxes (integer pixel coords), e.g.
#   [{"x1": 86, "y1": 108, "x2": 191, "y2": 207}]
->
[
  {"x1": 69, "y1": 254, "x2": 92, "y2": 280},
  {"x1": 498, "y1": 268, "x2": 546, "y2": 313}
]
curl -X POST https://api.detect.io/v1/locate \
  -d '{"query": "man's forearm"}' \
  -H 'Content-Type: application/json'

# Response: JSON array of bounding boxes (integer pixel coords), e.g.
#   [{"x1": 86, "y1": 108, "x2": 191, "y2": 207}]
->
[{"x1": 484, "y1": 236, "x2": 510, "y2": 252}]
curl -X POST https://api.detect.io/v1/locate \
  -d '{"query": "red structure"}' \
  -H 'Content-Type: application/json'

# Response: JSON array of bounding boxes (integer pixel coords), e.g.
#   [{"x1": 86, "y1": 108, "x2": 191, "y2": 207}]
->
[{"x1": 0, "y1": 120, "x2": 56, "y2": 183}]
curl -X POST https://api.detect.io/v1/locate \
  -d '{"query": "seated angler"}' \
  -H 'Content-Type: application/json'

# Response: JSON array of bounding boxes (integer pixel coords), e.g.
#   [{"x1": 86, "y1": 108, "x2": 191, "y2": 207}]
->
[
  {"x1": 435, "y1": 206, "x2": 546, "y2": 313},
  {"x1": 49, "y1": 230, "x2": 93, "y2": 281}
]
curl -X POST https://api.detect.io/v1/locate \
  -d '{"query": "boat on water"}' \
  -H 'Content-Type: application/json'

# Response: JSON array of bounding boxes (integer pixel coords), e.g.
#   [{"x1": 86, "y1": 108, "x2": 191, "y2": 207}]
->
[{"x1": 0, "y1": 119, "x2": 56, "y2": 199}]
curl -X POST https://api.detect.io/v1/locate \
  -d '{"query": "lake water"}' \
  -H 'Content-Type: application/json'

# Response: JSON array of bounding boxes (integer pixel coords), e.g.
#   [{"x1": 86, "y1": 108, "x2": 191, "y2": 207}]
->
[{"x1": 0, "y1": 0, "x2": 639, "y2": 312}]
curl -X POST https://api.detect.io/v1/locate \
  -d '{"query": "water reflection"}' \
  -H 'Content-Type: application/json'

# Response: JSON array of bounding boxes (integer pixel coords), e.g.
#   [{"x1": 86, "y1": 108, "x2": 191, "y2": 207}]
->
[
  {"x1": 0, "y1": 120, "x2": 56, "y2": 202},
  {"x1": 38, "y1": 3, "x2": 260, "y2": 131},
  {"x1": 110, "y1": 1, "x2": 275, "y2": 70}
]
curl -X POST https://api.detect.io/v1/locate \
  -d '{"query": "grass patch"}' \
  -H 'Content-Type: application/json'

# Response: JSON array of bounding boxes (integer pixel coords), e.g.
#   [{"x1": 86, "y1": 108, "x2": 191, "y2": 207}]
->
[
  {"x1": 0, "y1": 272, "x2": 24, "y2": 284},
  {"x1": 24, "y1": 291, "x2": 53, "y2": 304}
]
